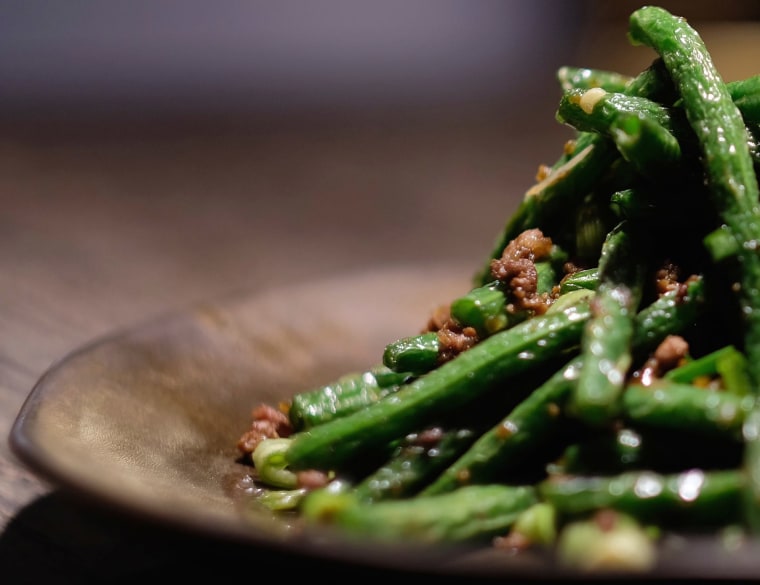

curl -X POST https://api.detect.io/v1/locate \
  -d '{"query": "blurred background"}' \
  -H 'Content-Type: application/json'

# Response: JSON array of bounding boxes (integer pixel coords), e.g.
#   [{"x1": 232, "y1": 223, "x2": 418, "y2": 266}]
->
[
  {"x1": 1, "y1": 0, "x2": 580, "y2": 117},
  {"x1": 1, "y1": 0, "x2": 759, "y2": 314},
  {"x1": 4, "y1": 1, "x2": 758, "y2": 116}
]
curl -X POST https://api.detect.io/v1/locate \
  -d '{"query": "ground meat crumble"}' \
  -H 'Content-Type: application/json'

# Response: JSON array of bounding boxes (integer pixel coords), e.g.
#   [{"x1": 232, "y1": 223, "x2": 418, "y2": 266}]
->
[
  {"x1": 631, "y1": 334, "x2": 690, "y2": 387},
  {"x1": 422, "y1": 303, "x2": 479, "y2": 364},
  {"x1": 421, "y1": 228, "x2": 561, "y2": 365},
  {"x1": 237, "y1": 403, "x2": 292, "y2": 455},
  {"x1": 490, "y1": 228, "x2": 557, "y2": 316}
]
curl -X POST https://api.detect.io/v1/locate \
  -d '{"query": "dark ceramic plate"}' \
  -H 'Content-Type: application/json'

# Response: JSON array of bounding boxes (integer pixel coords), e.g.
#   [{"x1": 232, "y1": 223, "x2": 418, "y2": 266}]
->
[{"x1": 9, "y1": 265, "x2": 760, "y2": 581}]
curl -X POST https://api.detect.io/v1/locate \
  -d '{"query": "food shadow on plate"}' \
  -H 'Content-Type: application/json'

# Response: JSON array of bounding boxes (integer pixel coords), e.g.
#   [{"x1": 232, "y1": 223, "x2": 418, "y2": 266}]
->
[
  {"x1": 3, "y1": 490, "x2": 759, "y2": 584},
  {"x1": 1, "y1": 491, "x2": 495, "y2": 584}
]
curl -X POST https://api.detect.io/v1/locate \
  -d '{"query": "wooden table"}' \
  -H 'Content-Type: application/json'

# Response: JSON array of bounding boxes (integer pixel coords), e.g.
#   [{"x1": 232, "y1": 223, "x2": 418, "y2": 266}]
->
[{"x1": 0, "y1": 100, "x2": 568, "y2": 581}]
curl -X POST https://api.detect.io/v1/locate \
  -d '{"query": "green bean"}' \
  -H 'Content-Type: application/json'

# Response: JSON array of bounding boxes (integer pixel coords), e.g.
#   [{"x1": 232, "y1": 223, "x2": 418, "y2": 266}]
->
[
  {"x1": 725, "y1": 75, "x2": 760, "y2": 123},
  {"x1": 371, "y1": 353, "x2": 578, "y2": 500},
  {"x1": 671, "y1": 76, "x2": 760, "y2": 123},
  {"x1": 547, "y1": 289, "x2": 596, "y2": 316},
  {"x1": 556, "y1": 89, "x2": 674, "y2": 135},
  {"x1": 664, "y1": 344, "x2": 752, "y2": 395},
  {"x1": 474, "y1": 133, "x2": 618, "y2": 287},
  {"x1": 630, "y1": 275, "x2": 705, "y2": 354},
  {"x1": 535, "y1": 258, "x2": 563, "y2": 295},
  {"x1": 629, "y1": 6, "x2": 760, "y2": 387},
  {"x1": 540, "y1": 469, "x2": 745, "y2": 528},
  {"x1": 609, "y1": 113, "x2": 683, "y2": 179},
  {"x1": 557, "y1": 66, "x2": 633, "y2": 93},
  {"x1": 629, "y1": 7, "x2": 760, "y2": 533},
  {"x1": 555, "y1": 512, "x2": 657, "y2": 572},
  {"x1": 301, "y1": 483, "x2": 538, "y2": 544},
  {"x1": 389, "y1": 258, "x2": 566, "y2": 372},
  {"x1": 289, "y1": 365, "x2": 412, "y2": 431},
  {"x1": 285, "y1": 301, "x2": 591, "y2": 472},
  {"x1": 609, "y1": 184, "x2": 713, "y2": 228},
  {"x1": 382, "y1": 331, "x2": 440, "y2": 375},
  {"x1": 746, "y1": 123, "x2": 760, "y2": 170},
  {"x1": 508, "y1": 501, "x2": 557, "y2": 547},
  {"x1": 252, "y1": 438, "x2": 298, "y2": 489},
  {"x1": 573, "y1": 192, "x2": 617, "y2": 263},
  {"x1": 454, "y1": 255, "x2": 565, "y2": 338},
  {"x1": 353, "y1": 426, "x2": 479, "y2": 503},
  {"x1": 475, "y1": 57, "x2": 678, "y2": 287},
  {"x1": 559, "y1": 80, "x2": 760, "y2": 146},
  {"x1": 557, "y1": 426, "x2": 743, "y2": 476},
  {"x1": 556, "y1": 88, "x2": 698, "y2": 183},
  {"x1": 741, "y1": 407, "x2": 760, "y2": 531},
  {"x1": 449, "y1": 281, "x2": 508, "y2": 337},
  {"x1": 558, "y1": 267, "x2": 598, "y2": 294},
  {"x1": 609, "y1": 188, "x2": 655, "y2": 221},
  {"x1": 703, "y1": 225, "x2": 741, "y2": 263},
  {"x1": 622, "y1": 57, "x2": 678, "y2": 105},
  {"x1": 715, "y1": 347, "x2": 753, "y2": 396},
  {"x1": 621, "y1": 381, "x2": 756, "y2": 441},
  {"x1": 419, "y1": 356, "x2": 580, "y2": 496},
  {"x1": 256, "y1": 488, "x2": 309, "y2": 512},
  {"x1": 561, "y1": 85, "x2": 760, "y2": 186},
  {"x1": 569, "y1": 274, "x2": 638, "y2": 425},
  {"x1": 569, "y1": 221, "x2": 646, "y2": 426},
  {"x1": 421, "y1": 277, "x2": 706, "y2": 495}
]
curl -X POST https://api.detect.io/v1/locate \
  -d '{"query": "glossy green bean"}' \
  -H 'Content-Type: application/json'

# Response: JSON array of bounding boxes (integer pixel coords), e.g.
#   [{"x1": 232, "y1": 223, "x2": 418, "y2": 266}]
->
[
  {"x1": 302, "y1": 483, "x2": 538, "y2": 544},
  {"x1": 540, "y1": 469, "x2": 745, "y2": 528},
  {"x1": 569, "y1": 221, "x2": 646, "y2": 426},
  {"x1": 421, "y1": 277, "x2": 705, "y2": 495},
  {"x1": 629, "y1": 6, "x2": 760, "y2": 387},
  {"x1": 474, "y1": 60, "x2": 674, "y2": 287},
  {"x1": 285, "y1": 301, "x2": 591, "y2": 471}
]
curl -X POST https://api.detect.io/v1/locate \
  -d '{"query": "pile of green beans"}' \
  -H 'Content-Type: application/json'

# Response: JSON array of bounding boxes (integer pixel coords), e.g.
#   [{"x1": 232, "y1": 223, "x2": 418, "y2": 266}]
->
[{"x1": 243, "y1": 6, "x2": 760, "y2": 571}]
